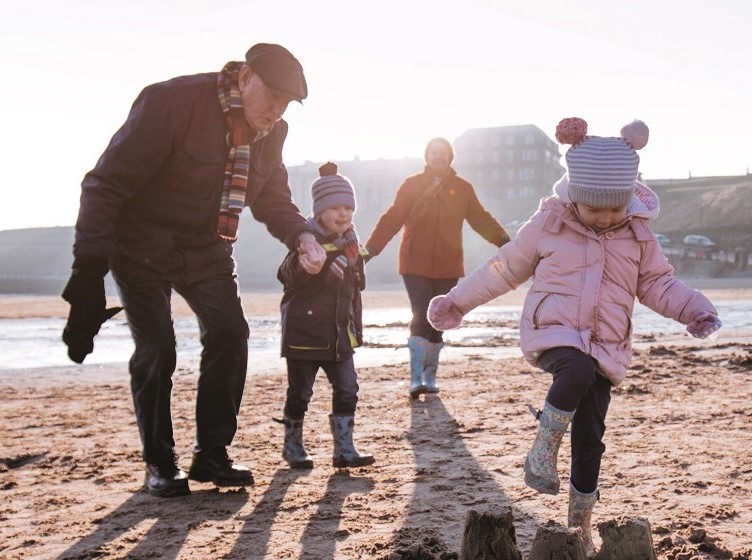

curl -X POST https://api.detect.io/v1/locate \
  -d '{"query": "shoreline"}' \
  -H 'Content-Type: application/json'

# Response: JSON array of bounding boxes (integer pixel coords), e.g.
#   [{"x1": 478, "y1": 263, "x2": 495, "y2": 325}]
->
[{"x1": 1, "y1": 277, "x2": 750, "y2": 319}]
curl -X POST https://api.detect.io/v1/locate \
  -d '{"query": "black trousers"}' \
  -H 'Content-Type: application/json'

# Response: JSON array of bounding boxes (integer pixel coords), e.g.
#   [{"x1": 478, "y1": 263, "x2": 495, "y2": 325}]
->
[
  {"x1": 284, "y1": 357, "x2": 360, "y2": 419},
  {"x1": 112, "y1": 260, "x2": 249, "y2": 465},
  {"x1": 402, "y1": 274, "x2": 458, "y2": 343},
  {"x1": 538, "y1": 346, "x2": 613, "y2": 494}
]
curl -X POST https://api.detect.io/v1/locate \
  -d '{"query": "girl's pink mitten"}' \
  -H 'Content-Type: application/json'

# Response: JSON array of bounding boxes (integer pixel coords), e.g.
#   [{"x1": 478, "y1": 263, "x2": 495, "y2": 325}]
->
[
  {"x1": 428, "y1": 295, "x2": 464, "y2": 331},
  {"x1": 686, "y1": 311, "x2": 722, "y2": 339}
]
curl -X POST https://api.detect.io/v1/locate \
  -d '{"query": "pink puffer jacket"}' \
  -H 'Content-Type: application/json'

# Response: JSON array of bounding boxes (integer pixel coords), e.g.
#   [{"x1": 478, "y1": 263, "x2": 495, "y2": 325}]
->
[{"x1": 445, "y1": 181, "x2": 717, "y2": 385}]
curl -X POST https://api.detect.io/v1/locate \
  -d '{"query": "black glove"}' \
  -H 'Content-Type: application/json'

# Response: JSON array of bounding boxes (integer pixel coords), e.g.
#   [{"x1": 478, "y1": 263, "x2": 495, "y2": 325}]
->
[{"x1": 61, "y1": 257, "x2": 122, "y2": 364}]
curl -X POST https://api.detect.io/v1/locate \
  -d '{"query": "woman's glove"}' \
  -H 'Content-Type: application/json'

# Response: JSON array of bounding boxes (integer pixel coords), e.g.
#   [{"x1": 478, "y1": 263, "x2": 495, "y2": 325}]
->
[
  {"x1": 363, "y1": 245, "x2": 378, "y2": 263},
  {"x1": 686, "y1": 311, "x2": 722, "y2": 339},
  {"x1": 428, "y1": 295, "x2": 464, "y2": 331}
]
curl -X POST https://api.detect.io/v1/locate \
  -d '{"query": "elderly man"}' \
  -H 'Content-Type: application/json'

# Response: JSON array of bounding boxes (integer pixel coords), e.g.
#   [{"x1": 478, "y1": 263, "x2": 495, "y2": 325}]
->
[{"x1": 62, "y1": 43, "x2": 326, "y2": 497}]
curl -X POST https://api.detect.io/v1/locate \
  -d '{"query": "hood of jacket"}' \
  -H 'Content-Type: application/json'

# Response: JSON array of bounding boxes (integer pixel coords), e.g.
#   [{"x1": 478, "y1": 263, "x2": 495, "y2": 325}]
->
[{"x1": 552, "y1": 174, "x2": 660, "y2": 221}]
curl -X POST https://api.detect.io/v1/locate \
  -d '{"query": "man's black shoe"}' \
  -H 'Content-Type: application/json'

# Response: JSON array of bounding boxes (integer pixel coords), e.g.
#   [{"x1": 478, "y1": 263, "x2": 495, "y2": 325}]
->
[
  {"x1": 144, "y1": 461, "x2": 190, "y2": 498},
  {"x1": 188, "y1": 447, "x2": 254, "y2": 487}
]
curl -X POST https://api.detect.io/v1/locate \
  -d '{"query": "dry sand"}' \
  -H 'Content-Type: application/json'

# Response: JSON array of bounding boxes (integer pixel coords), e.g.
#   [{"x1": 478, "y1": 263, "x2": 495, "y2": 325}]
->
[{"x1": 1, "y1": 284, "x2": 751, "y2": 559}]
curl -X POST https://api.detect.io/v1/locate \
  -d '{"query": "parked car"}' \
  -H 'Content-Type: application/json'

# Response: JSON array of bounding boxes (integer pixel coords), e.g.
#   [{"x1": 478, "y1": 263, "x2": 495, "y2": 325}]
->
[
  {"x1": 654, "y1": 233, "x2": 672, "y2": 247},
  {"x1": 683, "y1": 234, "x2": 716, "y2": 248}
]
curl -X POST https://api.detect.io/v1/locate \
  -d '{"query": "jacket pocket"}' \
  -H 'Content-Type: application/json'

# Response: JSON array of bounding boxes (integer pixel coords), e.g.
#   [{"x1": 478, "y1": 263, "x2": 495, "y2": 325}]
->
[
  {"x1": 165, "y1": 137, "x2": 226, "y2": 199},
  {"x1": 285, "y1": 306, "x2": 333, "y2": 351},
  {"x1": 531, "y1": 293, "x2": 552, "y2": 329},
  {"x1": 597, "y1": 302, "x2": 632, "y2": 345}
]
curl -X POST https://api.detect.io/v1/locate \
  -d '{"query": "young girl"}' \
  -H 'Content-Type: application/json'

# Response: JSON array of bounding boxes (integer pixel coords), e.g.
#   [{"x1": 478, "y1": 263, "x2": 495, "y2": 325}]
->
[
  {"x1": 427, "y1": 118, "x2": 721, "y2": 556},
  {"x1": 277, "y1": 162, "x2": 375, "y2": 470}
]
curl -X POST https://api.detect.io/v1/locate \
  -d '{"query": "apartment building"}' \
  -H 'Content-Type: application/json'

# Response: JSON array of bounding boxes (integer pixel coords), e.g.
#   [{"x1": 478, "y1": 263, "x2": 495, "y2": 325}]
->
[{"x1": 452, "y1": 124, "x2": 565, "y2": 223}]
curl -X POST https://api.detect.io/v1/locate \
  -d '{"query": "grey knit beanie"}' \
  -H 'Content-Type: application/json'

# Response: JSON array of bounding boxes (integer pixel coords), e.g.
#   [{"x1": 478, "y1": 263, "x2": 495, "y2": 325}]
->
[
  {"x1": 556, "y1": 117, "x2": 649, "y2": 208},
  {"x1": 311, "y1": 161, "x2": 356, "y2": 217}
]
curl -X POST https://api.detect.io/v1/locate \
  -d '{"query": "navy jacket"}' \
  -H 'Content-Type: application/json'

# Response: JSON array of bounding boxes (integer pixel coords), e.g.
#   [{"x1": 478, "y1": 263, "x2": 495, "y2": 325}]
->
[
  {"x1": 73, "y1": 72, "x2": 310, "y2": 278},
  {"x1": 277, "y1": 228, "x2": 366, "y2": 362}
]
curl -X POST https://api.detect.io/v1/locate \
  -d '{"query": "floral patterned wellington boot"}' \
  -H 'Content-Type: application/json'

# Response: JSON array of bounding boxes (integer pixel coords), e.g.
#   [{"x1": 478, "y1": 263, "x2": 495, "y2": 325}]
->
[
  {"x1": 523, "y1": 400, "x2": 574, "y2": 494},
  {"x1": 568, "y1": 483, "x2": 599, "y2": 557}
]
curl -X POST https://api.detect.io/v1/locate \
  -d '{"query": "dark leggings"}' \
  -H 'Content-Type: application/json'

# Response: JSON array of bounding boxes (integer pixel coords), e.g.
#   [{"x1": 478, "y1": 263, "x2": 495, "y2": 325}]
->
[
  {"x1": 538, "y1": 347, "x2": 613, "y2": 494},
  {"x1": 402, "y1": 274, "x2": 458, "y2": 343}
]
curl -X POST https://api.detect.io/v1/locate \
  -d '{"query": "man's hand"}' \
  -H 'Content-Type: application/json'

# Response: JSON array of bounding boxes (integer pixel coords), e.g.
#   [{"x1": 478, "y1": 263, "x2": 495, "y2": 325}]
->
[
  {"x1": 427, "y1": 294, "x2": 464, "y2": 331},
  {"x1": 297, "y1": 233, "x2": 326, "y2": 274},
  {"x1": 61, "y1": 258, "x2": 122, "y2": 363}
]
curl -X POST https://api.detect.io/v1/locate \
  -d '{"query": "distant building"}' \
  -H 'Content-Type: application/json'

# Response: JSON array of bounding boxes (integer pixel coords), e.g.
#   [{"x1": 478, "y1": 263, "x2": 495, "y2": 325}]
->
[{"x1": 452, "y1": 124, "x2": 565, "y2": 223}]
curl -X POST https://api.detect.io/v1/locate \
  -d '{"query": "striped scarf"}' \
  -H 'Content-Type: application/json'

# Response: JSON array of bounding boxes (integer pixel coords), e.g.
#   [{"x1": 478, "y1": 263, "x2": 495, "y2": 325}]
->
[
  {"x1": 329, "y1": 225, "x2": 361, "y2": 280},
  {"x1": 307, "y1": 218, "x2": 362, "y2": 283},
  {"x1": 216, "y1": 61, "x2": 255, "y2": 241}
]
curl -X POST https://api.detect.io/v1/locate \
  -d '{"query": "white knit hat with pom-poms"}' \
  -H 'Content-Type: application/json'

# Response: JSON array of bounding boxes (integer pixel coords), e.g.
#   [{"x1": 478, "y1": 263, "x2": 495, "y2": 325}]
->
[{"x1": 558, "y1": 117, "x2": 649, "y2": 209}]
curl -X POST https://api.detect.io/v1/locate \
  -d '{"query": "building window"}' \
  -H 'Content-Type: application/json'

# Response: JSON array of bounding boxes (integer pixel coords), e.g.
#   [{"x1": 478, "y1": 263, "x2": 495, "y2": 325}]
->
[
  {"x1": 519, "y1": 167, "x2": 535, "y2": 181},
  {"x1": 506, "y1": 134, "x2": 516, "y2": 146},
  {"x1": 491, "y1": 135, "x2": 500, "y2": 147},
  {"x1": 491, "y1": 152, "x2": 500, "y2": 163},
  {"x1": 507, "y1": 151, "x2": 515, "y2": 162},
  {"x1": 525, "y1": 133, "x2": 535, "y2": 144}
]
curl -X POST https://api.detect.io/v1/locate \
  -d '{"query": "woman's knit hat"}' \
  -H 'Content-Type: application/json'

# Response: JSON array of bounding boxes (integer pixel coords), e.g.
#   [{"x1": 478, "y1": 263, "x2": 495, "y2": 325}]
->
[
  {"x1": 311, "y1": 161, "x2": 356, "y2": 217},
  {"x1": 556, "y1": 117, "x2": 649, "y2": 208}
]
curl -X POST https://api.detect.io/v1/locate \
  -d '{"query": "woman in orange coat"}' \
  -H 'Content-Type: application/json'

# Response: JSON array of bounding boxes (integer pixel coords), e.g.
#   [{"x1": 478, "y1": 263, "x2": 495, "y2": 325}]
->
[{"x1": 365, "y1": 137, "x2": 510, "y2": 398}]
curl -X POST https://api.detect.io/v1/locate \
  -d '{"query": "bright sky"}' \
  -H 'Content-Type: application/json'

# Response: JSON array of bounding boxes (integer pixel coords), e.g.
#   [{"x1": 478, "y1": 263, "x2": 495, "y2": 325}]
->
[{"x1": 2, "y1": 0, "x2": 751, "y2": 230}]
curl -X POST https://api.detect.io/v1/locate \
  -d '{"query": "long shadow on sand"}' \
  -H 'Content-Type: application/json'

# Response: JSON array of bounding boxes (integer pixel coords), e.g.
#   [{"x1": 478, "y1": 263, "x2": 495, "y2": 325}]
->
[
  {"x1": 224, "y1": 468, "x2": 309, "y2": 559},
  {"x1": 388, "y1": 394, "x2": 541, "y2": 554},
  {"x1": 225, "y1": 468, "x2": 373, "y2": 559},
  {"x1": 55, "y1": 487, "x2": 248, "y2": 560},
  {"x1": 297, "y1": 471, "x2": 375, "y2": 559}
]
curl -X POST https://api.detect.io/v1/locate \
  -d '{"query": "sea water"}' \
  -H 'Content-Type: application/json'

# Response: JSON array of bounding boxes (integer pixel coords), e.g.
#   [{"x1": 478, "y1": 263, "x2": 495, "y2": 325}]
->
[{"x1": 1, "y1": 300, "x2": 750, "y2": 371}]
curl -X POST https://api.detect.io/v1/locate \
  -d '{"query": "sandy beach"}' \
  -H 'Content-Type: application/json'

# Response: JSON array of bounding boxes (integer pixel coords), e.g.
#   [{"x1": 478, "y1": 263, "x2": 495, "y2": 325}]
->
[{"x1": 1, "y1": 283, "x2": 751, "y2": 559}]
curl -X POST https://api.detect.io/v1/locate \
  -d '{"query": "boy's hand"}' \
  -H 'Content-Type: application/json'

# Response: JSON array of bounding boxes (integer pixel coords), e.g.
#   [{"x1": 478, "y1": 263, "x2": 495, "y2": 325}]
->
[
  {"x1": 686, "y1": 311, "x2": 722, "y2": 339},
  {"x1": 428, "y1": 295, "x2": 464, "y2": 331}
]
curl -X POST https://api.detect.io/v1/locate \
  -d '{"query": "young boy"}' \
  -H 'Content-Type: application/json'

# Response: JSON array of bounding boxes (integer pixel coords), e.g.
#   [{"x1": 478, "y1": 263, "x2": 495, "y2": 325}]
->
[{"x1": 276, "y1": 161, "x2": 375, "y2": 469}]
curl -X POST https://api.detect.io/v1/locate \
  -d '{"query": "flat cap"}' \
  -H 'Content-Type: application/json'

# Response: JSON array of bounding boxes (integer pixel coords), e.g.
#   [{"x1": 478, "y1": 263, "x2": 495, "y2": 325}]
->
[{"x1": 245, "y1": 43, "x2": 307, "y2": 102}]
